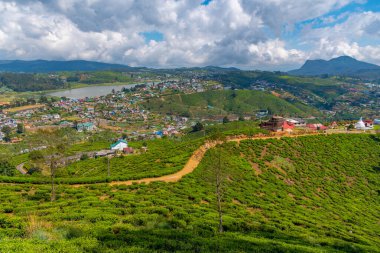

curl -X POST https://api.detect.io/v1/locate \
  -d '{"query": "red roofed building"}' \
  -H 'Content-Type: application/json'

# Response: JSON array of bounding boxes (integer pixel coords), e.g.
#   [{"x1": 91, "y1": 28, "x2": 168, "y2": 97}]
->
[
  {"x1": 123, "y1": 147, "x2": 134, "y2": 154},
  {"x1": 282, "y1": 121, "x2": 295, "y2": 132},
  {"x1": 364, "y1": 120, "x2": 373, "y2": 128},
  {"x1": 260, "y1": 116, "x2": 295, "y2": 132},
  {"x1": 307, "y1": 124, "x2": 327, "y2": 131}
]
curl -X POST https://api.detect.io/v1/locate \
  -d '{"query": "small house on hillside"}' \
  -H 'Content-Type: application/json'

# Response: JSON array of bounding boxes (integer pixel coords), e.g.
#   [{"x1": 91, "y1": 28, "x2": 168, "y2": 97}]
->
[
  {"x1": 259, "y1": 116, "x2": 285, "y2": 132},
  {"x1": 260, "y1": 116, "x2": 295, "y2": 132},
  {"x1": 77, "y1": 122, "x2": 95, "y2": 132},
  {"x1": 123, "y1": 147, "x2": 134, "y2": 154},
  {"x1": 111, "y1": 139, "x2": 128, "y2": 151}
]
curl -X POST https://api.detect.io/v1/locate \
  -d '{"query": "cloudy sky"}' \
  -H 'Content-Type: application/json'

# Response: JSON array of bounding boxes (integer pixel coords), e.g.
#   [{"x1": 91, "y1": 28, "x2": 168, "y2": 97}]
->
[{"x1": 0, "y1": 0, "x2": 379, "y2": 70}]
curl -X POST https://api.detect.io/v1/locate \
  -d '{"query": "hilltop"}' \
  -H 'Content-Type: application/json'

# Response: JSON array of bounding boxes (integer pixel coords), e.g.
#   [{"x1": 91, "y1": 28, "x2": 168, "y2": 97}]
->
[
  {"x1": 289, "y1": 56, "x2": 380, "y2": 78},
  {"x1": 0, "y1": 60, "x2": 133, "y2": 72},
  {"x1": 143, "y1": 90, "x2": 319, "y2": 118}
]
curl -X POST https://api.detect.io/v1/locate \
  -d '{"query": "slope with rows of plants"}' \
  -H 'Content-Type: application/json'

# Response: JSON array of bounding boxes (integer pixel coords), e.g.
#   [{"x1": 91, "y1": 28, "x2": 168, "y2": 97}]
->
[
  {"x1": 0, "y1": 134, "x2": 379, "y2": 252},
  {"x1": 144, "y1": 90, "x2": 319, "y2": 118}
]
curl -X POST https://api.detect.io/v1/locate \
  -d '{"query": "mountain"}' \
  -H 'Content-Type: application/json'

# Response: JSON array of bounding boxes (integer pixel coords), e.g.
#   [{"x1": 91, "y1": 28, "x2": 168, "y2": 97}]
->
[
  {"x1": 288, "y1": 56, "x2": 380, "y2": 78},
  {"x1": 0, "y1": 60, "x2": 132, "y2": 72}
]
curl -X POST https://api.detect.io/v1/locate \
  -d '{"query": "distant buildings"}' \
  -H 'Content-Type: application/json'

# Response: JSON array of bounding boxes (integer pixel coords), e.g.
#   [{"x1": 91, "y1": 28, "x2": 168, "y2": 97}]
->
[
  {"x1": 259, "y1": 116, "x2": 295, "y2": 132},
  {"x1": 306, "y1": 124, "x2": 327, "y2": 131},
  {"x1": 76, "y1": 122, "x2": 95, "y2": 132},
  {"x1": 260, "y1": 116, "x2": 330, "y2": 132},
  {"x1": 354, "y1": 117, "x2": 373, "y2": 130}
]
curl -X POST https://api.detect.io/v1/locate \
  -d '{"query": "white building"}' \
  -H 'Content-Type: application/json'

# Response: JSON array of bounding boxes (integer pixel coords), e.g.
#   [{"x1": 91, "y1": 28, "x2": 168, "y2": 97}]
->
[
  {"x1": 355, "y1": 117, "x2": 373, "y2": 130},
  {"x1": 110, "y1": 139, "x2": 128, "y2": 151}
]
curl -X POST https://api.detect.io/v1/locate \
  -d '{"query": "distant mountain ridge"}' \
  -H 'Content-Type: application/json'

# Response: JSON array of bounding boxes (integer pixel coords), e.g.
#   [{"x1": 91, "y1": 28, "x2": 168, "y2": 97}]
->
[
  {"x1": 288, "y1": 56, "x2": 380, "y2": 78},
  {"x1": 0, "y1": 59, "x2": 244, "y2": 73},
  {"x1": 0, "y1": 60, "x2": 132, "y2": 72}
]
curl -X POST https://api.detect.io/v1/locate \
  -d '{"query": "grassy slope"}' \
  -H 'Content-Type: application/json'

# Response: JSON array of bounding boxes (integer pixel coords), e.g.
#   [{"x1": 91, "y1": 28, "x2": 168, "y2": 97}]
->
[
  {"x1": 144, "y1": 90, "x2": 320, "y2": 117},
  {"x1": 0, "y1": 134, "x2": 379, "y2": 252}
]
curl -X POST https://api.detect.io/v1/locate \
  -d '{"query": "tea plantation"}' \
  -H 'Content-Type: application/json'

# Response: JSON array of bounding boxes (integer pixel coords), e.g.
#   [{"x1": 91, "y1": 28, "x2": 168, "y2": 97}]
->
[{"x1": 0, "y1": 134, "x2": 379, "y2": 252}]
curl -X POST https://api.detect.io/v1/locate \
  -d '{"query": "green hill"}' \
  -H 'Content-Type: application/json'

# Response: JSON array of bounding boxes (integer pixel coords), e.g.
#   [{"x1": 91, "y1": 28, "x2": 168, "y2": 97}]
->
[
  {"x1": 289, "y1": 56, "x2": 380, "y2": 78},
  {"x1": 144, "y1": 90, "x2": 319, "y2": 117},
  {"x1": 0, "y1": 134, "x2": 379, "y2": 252}
]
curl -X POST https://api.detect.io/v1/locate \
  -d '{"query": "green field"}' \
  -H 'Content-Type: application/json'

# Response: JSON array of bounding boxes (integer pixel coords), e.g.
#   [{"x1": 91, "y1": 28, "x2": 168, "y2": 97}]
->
[
  {"x1": 144, "y1": 90, "x2": 320, "y2": 118},
  {"x1": 0, "y1": 133, "x2": 379, "y2": 252}
]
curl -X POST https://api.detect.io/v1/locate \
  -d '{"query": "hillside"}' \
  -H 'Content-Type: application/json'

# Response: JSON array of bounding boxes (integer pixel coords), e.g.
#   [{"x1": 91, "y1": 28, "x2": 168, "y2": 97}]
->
[
  {"x1": 289, "y1": 56, "x2": 380, "y2": 78},
  {"x1": 143, "y1": 90, "x2": 319, "y2": 118},
  {"x1": 0, "y1": 134, "x2": 379, "y2": 252},
  {"x1": 0, "y1": 60, "x2": 132, "y2": 72}
]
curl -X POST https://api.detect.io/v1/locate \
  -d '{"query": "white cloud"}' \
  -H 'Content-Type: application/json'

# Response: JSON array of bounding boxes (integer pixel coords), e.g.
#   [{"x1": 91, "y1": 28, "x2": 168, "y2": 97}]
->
[
  {"x1": 300, "y1": 11, "x2": 380, "y2": 65},
  {"x1": 0, "y1": 0, "x2": 376, "y2": 69}
]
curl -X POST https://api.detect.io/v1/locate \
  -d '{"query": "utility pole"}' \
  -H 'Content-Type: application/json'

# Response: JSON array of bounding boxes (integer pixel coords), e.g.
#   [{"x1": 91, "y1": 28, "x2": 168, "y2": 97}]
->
[{"x1": 50, "y1": 158, "x2": 56, "y2": 202}]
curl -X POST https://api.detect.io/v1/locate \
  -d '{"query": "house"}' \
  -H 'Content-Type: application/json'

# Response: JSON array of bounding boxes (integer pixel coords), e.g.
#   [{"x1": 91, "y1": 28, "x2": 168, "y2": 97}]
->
[
  {"x1": 123, "y1": 147, "x2": 134, "y2": 154},
  {"x1": 364, "y1": 120, "x2": 373, "y2": 128},
  {"x1": 330, "y1": 121, "x2": 338, "y2": 129},
  {"x1": 286, "y1": 118, "x2": 306, "y2": 127},
  {"x1": 307, "y1": 124, "x2": 327, "y2": 131},
  {"x1": 259, "y1": 116, "x2": 296, "y2": 132},
  {"x1": 76, "y1": 122, "x2": 95, "y2": 132},
  {"x1": 60, "y1": 121, "x2": 73, "y2": 127},
  {"x1": 111, "y1": 139, "x2": 128, "y2": 151},
  {"x1": 282, "y1": 121, "x2": 295, "y2": 132},
  {"x1": 256, "y1": 110, "x2": 269, "y2": 118},
  {"x1": 53, "y1": 114, "x2": 61, "y2": 120}
]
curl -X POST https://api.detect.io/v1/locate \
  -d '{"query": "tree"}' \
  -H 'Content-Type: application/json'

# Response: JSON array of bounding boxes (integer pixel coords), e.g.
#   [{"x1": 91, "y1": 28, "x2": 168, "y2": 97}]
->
[
  {"x1": 204, "y1": 145, "x2": 228, "y2": 233},
  {"x1": 17, "y1": 123, "x2": 24, "y2": 134},
  {"x1": 80, "y1": 153, "x2": 89, "y2": 161},
  {"x1": 222, "y1": 116, "x2": 229, "y2": 124},
  {"x1": 39, "y1": 96, "x2": 48, "y2": 104},
  {"x1": 238, "y1": 115, "x2": 245, "y2": 121},
  {"x1": 192, "y1": 122, "x2": 204, "y2": 132},
  {"x1": 1, "y1": 125, "x2": 12, "y2": 142},
  {"x1": 0, "y1": 160, "x2": 14, "y2": 176},
  {"x1": 44, "y1": 135, "x2": 70, "y2": 202},
  {"x1": 29, "y1": 150, "x2": 44, "y2": 161},
  {"x1": 205, "y1": 132, "x2": 227, "y2": 233}
]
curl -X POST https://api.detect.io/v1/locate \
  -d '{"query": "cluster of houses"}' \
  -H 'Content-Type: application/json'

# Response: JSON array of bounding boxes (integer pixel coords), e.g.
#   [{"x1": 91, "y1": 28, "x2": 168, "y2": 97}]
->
[
  {"x1": 259, "y1": 116, "x2": 319, "y2": 132},
  {"x1": 260, "y1": 116, "x2": 379, "y2": 132}
]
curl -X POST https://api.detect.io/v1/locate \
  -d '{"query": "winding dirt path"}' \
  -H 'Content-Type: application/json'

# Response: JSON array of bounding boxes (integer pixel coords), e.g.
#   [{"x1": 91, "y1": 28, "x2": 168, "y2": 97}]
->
[
  {"x1": 108, "y1": 132, "x2": 326, "y2": 186},
  {"x1": 8, "y1": 130, "x2": 368, "y2": 187}
]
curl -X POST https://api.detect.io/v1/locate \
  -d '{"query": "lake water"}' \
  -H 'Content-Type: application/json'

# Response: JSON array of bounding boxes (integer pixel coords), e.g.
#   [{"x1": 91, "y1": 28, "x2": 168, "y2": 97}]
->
[{"x1": 48, "y1": 84, "x2": 141, "y2": 99}]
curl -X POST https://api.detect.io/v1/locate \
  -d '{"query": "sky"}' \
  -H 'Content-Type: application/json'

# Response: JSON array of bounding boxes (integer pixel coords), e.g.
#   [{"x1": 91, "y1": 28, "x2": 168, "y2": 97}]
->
[{"x1": 0, "y1": 0, "x2": 379, "y2": 70}]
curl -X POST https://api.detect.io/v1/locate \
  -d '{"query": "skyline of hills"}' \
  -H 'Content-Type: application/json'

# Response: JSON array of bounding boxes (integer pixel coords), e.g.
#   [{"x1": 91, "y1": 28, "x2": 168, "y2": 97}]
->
[{"x1": 289, "y1": 56, "x2": 380, "y2": 78}]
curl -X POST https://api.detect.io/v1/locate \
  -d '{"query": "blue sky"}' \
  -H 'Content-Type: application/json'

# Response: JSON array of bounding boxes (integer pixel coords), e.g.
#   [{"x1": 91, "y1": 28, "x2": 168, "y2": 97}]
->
[
  {"x1": 141, "y1": 31, "x2": 164, "y2": 43},
  {"x1": 0, "y1": 0, "x2": 379, "y2": 70}
]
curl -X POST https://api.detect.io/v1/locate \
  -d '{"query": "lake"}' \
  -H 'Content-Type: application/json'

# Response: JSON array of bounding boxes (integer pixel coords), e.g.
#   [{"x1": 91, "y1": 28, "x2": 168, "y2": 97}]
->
[{"x1": 48, "y1": 84, "x2": 142, "y2": 99}]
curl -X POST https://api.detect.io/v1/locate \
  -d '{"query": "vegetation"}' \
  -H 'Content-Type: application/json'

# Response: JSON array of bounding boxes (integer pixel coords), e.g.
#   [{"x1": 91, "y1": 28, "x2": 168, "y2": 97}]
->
[
  {"x1": 144, "y1": 90, "x2": 319, "y2": 117},
  {"x1": 0, "y1": 134, "x2": 378, "y2": 252}
]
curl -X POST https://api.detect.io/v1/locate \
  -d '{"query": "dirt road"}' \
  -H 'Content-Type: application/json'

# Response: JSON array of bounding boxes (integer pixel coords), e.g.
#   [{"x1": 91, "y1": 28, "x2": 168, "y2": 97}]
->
[{"x1": 109, "y1": 133, "x2": 326, "y2": 186}]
